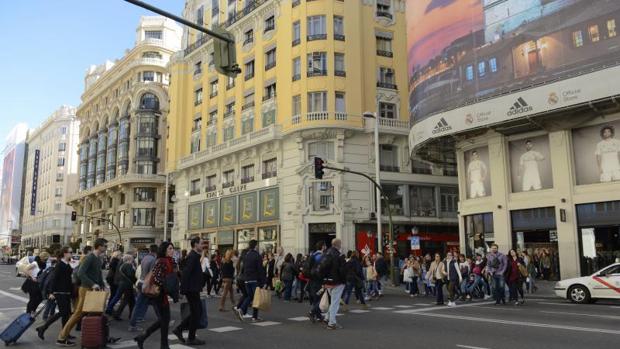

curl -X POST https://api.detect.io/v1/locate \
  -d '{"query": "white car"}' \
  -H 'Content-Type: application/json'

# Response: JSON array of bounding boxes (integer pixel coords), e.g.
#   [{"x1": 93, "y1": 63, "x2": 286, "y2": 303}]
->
[{"x1": 555, "y1": 263, "x2": 620, "y2": 304}]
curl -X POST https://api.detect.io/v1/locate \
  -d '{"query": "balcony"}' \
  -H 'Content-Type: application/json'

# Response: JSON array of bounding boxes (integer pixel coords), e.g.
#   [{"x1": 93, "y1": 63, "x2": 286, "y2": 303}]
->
[
  {"x1": 265, "y1": 61, "x2": 276, "y2": 71},
  {"x1": 207, "y1": 119, "x2": 216, "y2": 126},
  {"x1": 377, "y1": 82, "x2": 397, "y2": 90},
  {"x1": 242, "y1": 101, "x2": 255, "y2": 111},
  {"x1": 226, "y1": 0, "x2": 267, "y2": 27},
  {"x1": 245, "y1": 73, "x2": 254, "y2": 81},
  {"x1": 240, "y1": 176, "x2": 254, "y2": 184},
  {"x1": 292, "y1": 74, "x2": 301, "y2": 81},
  {"x1": 205, "y1": 185, "x2": 217, "y2": 192},
  {"x1": 335, "y1": 70, "x2": 346, "y2": 77},
  {"x1": 209, "y1": 91, "x2": 218, "y2": 99},
  {"x1": 377, "y1": 50, "x2": 393, "y2": 58},
  {"x1": 224, "y1": 111, "x2": 234, "y2": 119},
  {"x1": 184, "y1": 35, "x2": 210, "y2": 57},
  {"x1": 380, "y1": 165, "x2": 400, "y2": 172},
  {"x1": 292, "y1": 38, "x2": 300, "y2": 46},
  {"x1": 262, "y1": 94, "x2": 276, "y2": 102},
  {"x1": 376, "y1": 11, "x2": 393, "y2": 20},
  {"x1": 190, "y1": 189, "x2": 200, "y2": 196},
  {"x1": 292, "y1": 0, "x2": 300, "y2": 7},
  {"x1": 307, "y1": 70, "x2": 327, "y2": 77},
  {"x1": 191, "y1": 125, "x2": 201, "y2": 132},
  {"x1": 222, "y1": 181, "x2": 235, "y2": 189},
  {"x1": 334, "y1": 34, "x2": 345, "y2": 41},
  {"x1": 264, "y1": 25, "x2": 275, "y2": 34},
  {"x1": 193, "y1": 68, "x2": 202, "y2": 76},
  {"x1": 307, "y1": 34, "x2": 327, "y2": 41},
  {"x1": 67, "y1": 174, "x2": 166, "y2": 203},
  {"x1": 194, "y1": 100, "x2": 202, "y2": 106},
  {"x1": 364, "y1": 117, "x2": 410, "y2": 136},
  {"x1": 262, "y1": 171, "x2": 277, "y2": 179}
]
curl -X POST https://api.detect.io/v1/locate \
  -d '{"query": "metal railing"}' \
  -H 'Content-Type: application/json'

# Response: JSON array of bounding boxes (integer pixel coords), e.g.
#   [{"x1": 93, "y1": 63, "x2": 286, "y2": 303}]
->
[
  {"x1": 222, "y1": 181, "x2": 235, "y2": 189},
  {"x1": 307, "y1": 34, "x2": 327, "y2": 41},
  {"x1": 241, "y1": 176, "x2": 255, "y2": 184},
  {"x1": 377, "y1": 50, "x2": 393, "y2": 58},
  {"x1": 226, "y1": 0, "x2": 267, "y2": 27},
  {"x1": 262, "y1": 171, "x2": 277, "y2": 179},
  {"x1": 377, "y1": 82, "x2": 397, "y2": 90},
  {"x1": 376, "y1": 11, "x2": 393, "y2": 20}
]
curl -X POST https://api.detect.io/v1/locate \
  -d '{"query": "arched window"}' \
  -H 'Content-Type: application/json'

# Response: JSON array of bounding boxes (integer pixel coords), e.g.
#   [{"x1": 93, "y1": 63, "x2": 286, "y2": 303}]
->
[
  {"x1": 123, "y1": 103, "x2": 131, "y2": 117},
  {"x1": 139, "y1": 93, "x2": 159, "y2": 110}
]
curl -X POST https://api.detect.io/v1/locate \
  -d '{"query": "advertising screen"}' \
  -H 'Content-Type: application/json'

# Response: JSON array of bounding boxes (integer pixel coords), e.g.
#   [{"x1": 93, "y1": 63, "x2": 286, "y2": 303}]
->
[
  {"x1": 408, "y1": 0, "x2": 620, "y2": 149},
  {"x1": 508, "y1": 135, "x2": 553, "y2": 193},
  {"x1": 573, "y1": 119, "x2": 620, "y2": 185},
  {"x1": 464, "y1": 146, "x2": 491, "y2": 199}
]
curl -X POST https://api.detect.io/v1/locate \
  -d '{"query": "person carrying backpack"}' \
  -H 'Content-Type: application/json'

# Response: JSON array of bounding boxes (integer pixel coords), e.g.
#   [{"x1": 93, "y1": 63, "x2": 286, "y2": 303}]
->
[
  {"x1": 306, "y1": 241, "x2": 326, "y2": 323},
  {"x1": 40, "y1": 257, "x2": 58, "y2": 321},
  {"x1": 321, "y1": 238, "x2": 346, "y2": 330}
]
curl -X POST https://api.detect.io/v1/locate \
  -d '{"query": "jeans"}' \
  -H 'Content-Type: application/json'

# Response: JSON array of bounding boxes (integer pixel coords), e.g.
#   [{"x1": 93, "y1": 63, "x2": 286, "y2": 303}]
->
[
  {"x1": 327, "y1": 284, "x2": 345, "y2": 326},
  {"x1": 307, "y1": 281, "x2": 322, "y2": 319},
  {"x1": 130, "y1": 290, "x2": 151, "y2": 327},
  {"x1": 27, "y1": 286, "x2": 43, "y2": 314},
  {"x1": 492, "y1": 274, "x2": 506, "y2": 304},
  {"x1": 367, "y1": 280, "x2": 379, "y2": 297},
  {"x1": 447, "y1": 280, "x2": 459, "y2": 302},
  {"x1": 176, "y1": 291, "x2": 201, "y2": 340},
  {"x1": 219, "y1": 278, "x2": 235, "y2": 310},
  {"x1": 344, "y1": 281, "x2": 365, "y2": 305},
  {"x1": 114, "y1": 287, "x2": 135, "y2": 318},
  {"x1": 58, "y1": 287, "x2": 89, "y2": 340},
  {"x1": 466, "y1": 275, "x2": 486, "y2": 296},
  {"x1": 296, "y1": 279, "x2": 307, "y2": 301},
  {"x1": 283, "y1": 280, "x2": 293, "y2": 301},
  {"x1": 142, "y1": 295, "x2": 170, "y2": 348},
  {"x1": 39, "y1": 294, "x2": 71, "y2": 334},
  {"x1": 408, "y1": 276, "x2": 419, "y2": 295},
  {"x1": 105, "y1": 286, "x2": 125, "y2": 314},
  {"x1": 435, "y1": 279, "x2": 445, "y2": 304},
  {"x1": 43, "y1": 298, "x2": 56, "y2": 319},
  {"x1": 240, "y1": 281, "x2": 259, "y2": 319}
]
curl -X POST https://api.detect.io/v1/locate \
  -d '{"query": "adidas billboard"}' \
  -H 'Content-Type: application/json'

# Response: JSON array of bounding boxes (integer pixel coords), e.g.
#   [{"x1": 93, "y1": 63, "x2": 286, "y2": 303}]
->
[
  {"x1": 432, "y1": 117, "x2": 452, "y2": 134},
  {"x1": 507, "y1": 97, "x2": 533, "y2": 117}
]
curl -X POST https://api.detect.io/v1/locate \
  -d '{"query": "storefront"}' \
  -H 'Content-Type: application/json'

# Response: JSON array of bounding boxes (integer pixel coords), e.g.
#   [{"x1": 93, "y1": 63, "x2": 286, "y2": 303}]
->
[
  {"x1": 464, "y1": 212, "x2": 494, "y2": 256},
  {"x1": 308, "y1": 223, "x2": 336, "y2": 252},
  {"x1": 577, "y1": 200, "x2": 620, "y2": 276}
]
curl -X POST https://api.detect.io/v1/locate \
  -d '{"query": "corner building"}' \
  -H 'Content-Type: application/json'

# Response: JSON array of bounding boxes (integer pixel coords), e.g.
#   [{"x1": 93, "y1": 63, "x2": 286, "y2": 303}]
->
[
  {"x1": 67, "y1": 17, "x2": 182, "y2": 252},
  {"x1": 168, "y1": 0, "x2": 459, "y2": 255}
]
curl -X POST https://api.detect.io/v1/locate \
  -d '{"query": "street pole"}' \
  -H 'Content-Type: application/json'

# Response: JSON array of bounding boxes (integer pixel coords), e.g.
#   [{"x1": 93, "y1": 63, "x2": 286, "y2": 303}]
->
[
  {"x1": 163, "y1": 172, "x2": 169, "y2": 242},
  {"x1": 373, "y1": 116, "x2": 382, "y2": 256}
]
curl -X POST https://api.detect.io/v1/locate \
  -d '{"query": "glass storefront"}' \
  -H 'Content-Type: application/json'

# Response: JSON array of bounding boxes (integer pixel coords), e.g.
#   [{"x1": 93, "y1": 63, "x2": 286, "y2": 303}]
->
[
  {"x1": 511, "y1": 207, "x2": 560, "y2": 280},
  {"x1": 577, "y1": 200, "x2": 620, "y2": 276},
  {"x1": 464, "y1": 212, "x2": 494, "y2": 256}
]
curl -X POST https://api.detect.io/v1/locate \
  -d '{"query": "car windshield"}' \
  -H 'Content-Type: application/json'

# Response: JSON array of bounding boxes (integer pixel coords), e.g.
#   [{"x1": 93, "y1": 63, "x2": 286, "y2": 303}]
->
[{"x1": 600, "y1": 264, "x2": 620, "y2": 275}]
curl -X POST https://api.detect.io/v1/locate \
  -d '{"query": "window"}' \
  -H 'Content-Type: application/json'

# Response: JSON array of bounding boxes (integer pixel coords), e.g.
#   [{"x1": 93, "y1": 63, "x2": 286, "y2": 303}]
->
[
  {"x1": 376, "y1": 35, "x2": 393, "y2": 56},
  {"x1": 412, "y1": 159, "x2": 432, "y2": 175},
  {"x1": 191, "y1": 118, "x2": 201, "y2": 153},
  {"x1": 55, "y1": 187, "x2": 63, "y2": 197},
  {"x1": 245, "y1": 60, "x2": 255, "y2": 80},
  {"x1": 207, "y1": 111, "x2": 217, "y2": 126},
  {"x1": 308, "y1": 91, "x2": 327, "y2": 113},
  {"x1": 194, "y1": 88, "x2": 203, "y2": 105},
  {"x1": 589, "y1": 24, "x2": 600, "y2": 42},
  {"x1": 227, "y1": 75, "x2": 235, "y2": 89},
  {"x1": 382, "y1": 184, "x2": 404, "y2": 216},
  {"x1": 210, "y1": 80, "x2": 218, "y2": 97},
  {"x1": 206, "y1": 130, "x2": 217, "y2": 146},
  {"x1": 119, "y1": 211, "x2": 126, "y2": 228},
  {"x1": 489, "y1": 58, "x2": 498, "y2": 73},
  {"x1": 54, "y1": 203, "x2": 62, "y2": 212},
  {"x1": 466, "y1": 65, "x2": 474, "y2": 80},
  {"x1": 243, "y1": 92, "x2": 255, "y2": 110},
  {"x1": 292, "y1": 21, "x2": 301, "y2": 45},
  {"x1": 227, "y1": 0, "x2": 236, "y2": 19},
  {"x1": 264, "y1": 83, "x2": 276, "y2": 100},
  {"x1": 108, "y1": 197, "x2": 113, "y2": 208},
  {"x1": 242, "y1": 116, "x2": 254, "y2": 134},
  {"x1": 211, "y1": 0, "x2": 219, "y2": 24},
  {"x1": 136, "y1": 160, "x2": 155, "y2": 174},
  {"x1": 608, "y1": 19, "x2": 617, "y2": 38},
  {"x1": 262, "y1": 158, "x2": 277, "y2": 179},
  {"x1": 142, "y1": 71, "x2": 155, "y2": 82},
  {"x1": 264, "y1": 15, "x2": 275, "y2": 32},
  {"x1": 60, "y1": 127, "x2": 67, "y2": 135},
  {"x1": 120, "y1": 193, "x2": 126, "y2": 205},
  {"x1": 144, "y1": 51, "x2": 163, "y2": 59},
  {"x1": 265, "y1": 48, "x2": 276, "y2": 70},
  {"x1": 57, "y1": 157, "x2": 65, "y2": 167},
  {"x1": 190, "y1": 179, "x2": 201, "y2": 195},
  {"x1": 307, "y1": 141, "x2": 334, "y2": 161},
  {"x1": 376, "y1": 0, "x2": 392, "y2": 18},
  {"x1": 58, "y1": 143, "x2": 66, "y2": 151},
  {"x1": 440, "y1": 187, "x2": 459, "y2": 214},
  {"x1": 244, "y1": 29, "x2": 254, "y2": 45},
  {"x1": 224, "y1": 124, "x2": 235, "y2": 141},
  {"x1": 206, "y1": 174, "x2": 217, "y2": 191},
  {"x1": 410, "y1": 186, "x2": 437, "y2": 217},
  {"x1": 137, "y1": 138, "x2": 155, "y2": 157},
  {"x1": 572, "y1": 30, "x2": 584, "y2": 48},
  {"x1": 334, "y1": 53, "x2": 345, "y2": 76},
  {"x1": 307, "y1": 15, "x2": 326, "y2": 40},
  {"x1": 56, "y1": 173, "x2": 64, "y2": 182},
  {"x1": 378, "y1": 67, "x2": 395, "y2": 85},
  {"x1": 292, "y1": 95, "x2": 301, "y2": 117},
  {"x1": 307, "y1": 52, "x2": 327, "y2": 76},
  {"x1": 310, "y1": 181, "x2": 334, "y2": 211},
  {"x1": 241, "y1": 164, "x2": 255, "y2": 183},
  {"x1": 379, "y1": 102, "x2": 396, "y2": 119},
  {"x1": 225, "y1": 102, "x2": 235, "y2": 117},
  {"x1": 133, "y1": 208, "x2": 155, "y2": 226},
  {"x1": 292, "y1": 57, "x2": 301, "y2": 81},
  {"x1": 135, "y1": 187, "x2": 156, "y2": 202},
  {"x1": 145, "y1": 30, "x2": 162, "y2": 40},
  {"x1": 334, "y1": 16, "x2": 344, "y2": 40},
  {"x1": 335, "y1": 92, "x2": 345, "y2": 113},
  {"x1": 262, "y1": 110, "x2": 275, "y2": 127},
  {"x1": 223, "y1": 169, "x2": 235, "y2": 186},
  {"x1": 478, "y1": 61, "x2": 486, "y2": 77},
  {"x1": 379, "y1": 144, "x2": 399, "y2": 172}
]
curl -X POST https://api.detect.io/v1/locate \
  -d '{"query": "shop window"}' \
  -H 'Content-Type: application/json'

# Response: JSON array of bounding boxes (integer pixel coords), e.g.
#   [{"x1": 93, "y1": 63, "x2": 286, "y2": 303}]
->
[
  {"x1": 381, "y1": 184, "x2": 404, "y2": 216},
  {"x1": 465, "y1": 213, "x2": 494, "y2": 256},
  {"x1": 572, "y1": 30, "x2": 584, "y2": 48},
  {"x1": 577, "y1": 200, "x2": 620, "y2": 275},
  {"x1": 589, "y1": 24, "x2": 600, "y2": 43},
  {"x1": 466, "y1": 65, "x2": 474, "y2": 81},
  {"x1": 410, "y1": 186, "x2": 436, "y2": 217},
  {"x1": 607, "y1": 19, "x2": 617, "y2": 38}
]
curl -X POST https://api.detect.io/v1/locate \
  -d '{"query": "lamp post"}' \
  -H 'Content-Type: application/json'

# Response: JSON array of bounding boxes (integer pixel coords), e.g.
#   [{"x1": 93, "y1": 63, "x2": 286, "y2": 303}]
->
[{"x1": 363, "y1": 112, "x2": 382, "y2": 254}]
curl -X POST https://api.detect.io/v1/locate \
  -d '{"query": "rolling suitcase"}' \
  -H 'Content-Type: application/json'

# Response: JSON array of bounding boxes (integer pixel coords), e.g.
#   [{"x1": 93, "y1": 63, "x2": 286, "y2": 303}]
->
[
  {"x1": 0, "y1": 302, "x2": 46, "y2": 346},
  {"x1": 80, "y1": 315, "x2": 109, "y2": 349}
]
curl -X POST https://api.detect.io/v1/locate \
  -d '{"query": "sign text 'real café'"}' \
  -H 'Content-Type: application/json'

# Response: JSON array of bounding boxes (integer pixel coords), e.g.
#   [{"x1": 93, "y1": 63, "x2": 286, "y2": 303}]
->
[{"x1": 206, "y1": 184, "x2": 248, "y2": 199}]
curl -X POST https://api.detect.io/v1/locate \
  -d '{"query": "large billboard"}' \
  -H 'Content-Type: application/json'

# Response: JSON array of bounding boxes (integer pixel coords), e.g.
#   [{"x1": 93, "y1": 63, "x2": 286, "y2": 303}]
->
[{"x1": 408, "y1": 0, "x2": 620, "y2": 149}]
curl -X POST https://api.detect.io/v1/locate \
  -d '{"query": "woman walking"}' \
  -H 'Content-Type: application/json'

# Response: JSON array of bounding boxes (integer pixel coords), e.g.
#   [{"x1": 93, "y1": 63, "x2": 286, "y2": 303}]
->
[
  {"x1": 111, "y1": 255, "x2": 137, "y2": 320},
  {"x1": 506, "y1": 249, "x2": 526, "y2": 305},
  {"x1": 219, "y1": 249, "x2": 236, "y2": 311},
  {"x1": 134, "y1": 242, "x2": 178, "y2": 349},
  {"x1": 280, "y1": 253, "x2": 297, "y2": 302},
  {"x1": 428, "y1": 253, "x2": 447, "y2": 305}
]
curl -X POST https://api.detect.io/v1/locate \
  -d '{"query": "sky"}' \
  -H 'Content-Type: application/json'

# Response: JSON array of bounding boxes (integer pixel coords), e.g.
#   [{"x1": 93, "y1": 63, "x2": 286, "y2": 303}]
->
[
  {"x1": 0, "y1": 0, "x2": 184, "y2": 148},
  {"x1": 406, "y1": 0, "x2": 483, "y2": 73}
]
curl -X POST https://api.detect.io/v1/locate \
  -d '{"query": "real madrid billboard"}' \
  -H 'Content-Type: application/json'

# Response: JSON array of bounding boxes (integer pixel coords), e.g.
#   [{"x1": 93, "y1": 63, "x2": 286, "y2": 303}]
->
[{"x1": 407, "y1": 0, "x2": 620, "y2": 150}]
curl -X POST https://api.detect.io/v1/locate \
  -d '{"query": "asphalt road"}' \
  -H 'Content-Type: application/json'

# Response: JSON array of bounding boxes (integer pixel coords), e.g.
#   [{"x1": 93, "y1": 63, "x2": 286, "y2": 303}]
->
[{"x1": 0, "y1": 264, "x2": 618, "y2": 349}]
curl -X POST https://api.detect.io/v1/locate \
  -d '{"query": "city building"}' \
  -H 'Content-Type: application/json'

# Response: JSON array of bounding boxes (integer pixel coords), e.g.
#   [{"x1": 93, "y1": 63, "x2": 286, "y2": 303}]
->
[
  {"x1": 167, "y1": 0, "x2": 458, "y2": 256},
  {"x1": 66, "y1": 17, "x2": 182, "y2": 252},
  {"x1": 0, "y1": 124, "x2": 29, "y2": 252},
  {"x1": 20, "y1": 106, "x2": 79, "y2": 252},
  {"x1": 407, "y1": 0, "x2": 620, "y2": 278}
]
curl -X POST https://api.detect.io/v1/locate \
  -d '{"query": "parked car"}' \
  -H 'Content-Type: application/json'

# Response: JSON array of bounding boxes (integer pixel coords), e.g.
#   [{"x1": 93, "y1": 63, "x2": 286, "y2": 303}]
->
[{"x1": 555, "y1": 263, "x2": 620, "y2": 304}]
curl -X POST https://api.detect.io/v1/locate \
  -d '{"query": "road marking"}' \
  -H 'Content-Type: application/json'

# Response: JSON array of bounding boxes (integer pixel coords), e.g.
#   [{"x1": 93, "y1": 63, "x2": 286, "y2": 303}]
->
[
  {"x1": 477, "y1": 306, "x2": 522, "y2": 311},
  {"x1": 394, "y1": 305, "x2": 414, "y2": 308},
  {"x1": 0, "y1": 289, "x2": 28, "y2": 303},
  {"x1": 0, "y1": 307, "x2": 25, "y2": 311},
  {"x1": 540, "y1": 311, "x2": 620, "y2": 321},
  {"x1": 108, "y1": 340, "x2": 137, "y2": 349},
  {"x1": 416, "y1": 312, "x2": 620, "y2": 335},
  {"x1": 456, "y1": 345, "x2": 491, "y2": 349},
  {"x1": 348, "y1": 309, "x2": 370, "y2": 314},
  {"x1": 251, "y1": 321, "x2": 281, "y2": 327},
  {"x1": 8, "y1": 287, "x2": 21, "y2": 291},
  {"x1": 394, "y1": 301, "x2": 495, "y2": 314},
  {"x1": 372, "y1": 307, "x2": 395, "y2": 310},
  {"x1": 288, "y1": 316, "x2": 310, "y2": 321},
  {"x1": 209, "y1": 326, "x2": 243, "y2": 333},
  {"x1": 170, "y1": 345, "x2": 194, "y2": 349},
  {"x1": 537, "y1": 302, "x2": 576, "y2": 307}
]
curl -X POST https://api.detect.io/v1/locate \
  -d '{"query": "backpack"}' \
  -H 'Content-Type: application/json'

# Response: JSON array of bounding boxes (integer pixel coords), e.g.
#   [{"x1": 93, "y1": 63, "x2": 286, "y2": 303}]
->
[
  {"x1": 317, "y1": 251, "x2": 336, "y2": 282},
  {"x1": 488, "y1": 256, "x2": 500, "y2": 269},
  {"x1": 39, "y1": 266, "x2": 56, "y2": 297},
  {"x1": 308, "y1": 252, "x2": 323, "y2": 280}
]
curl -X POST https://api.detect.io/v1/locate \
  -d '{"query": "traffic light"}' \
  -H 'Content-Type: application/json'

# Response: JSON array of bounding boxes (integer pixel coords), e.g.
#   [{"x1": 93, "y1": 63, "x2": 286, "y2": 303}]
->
[
  {"x1": 212, "y1": 25, "x2": 241, "y2": 78},
  {"x1": 71, "y1": 211, "x2": 77, "y2": 221},
  {"x1": 314, "y1": 157, "x2": 325, "y2": 179}
]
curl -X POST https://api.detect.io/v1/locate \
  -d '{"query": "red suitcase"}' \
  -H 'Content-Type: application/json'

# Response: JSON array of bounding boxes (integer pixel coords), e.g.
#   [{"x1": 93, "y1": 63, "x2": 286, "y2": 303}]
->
[{"x1": 80, "y1": 315, "x2": 108, "y2": 349}]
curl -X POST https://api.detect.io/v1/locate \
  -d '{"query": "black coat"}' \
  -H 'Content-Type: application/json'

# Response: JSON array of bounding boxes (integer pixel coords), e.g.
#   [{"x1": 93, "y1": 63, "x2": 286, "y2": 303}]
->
[
  {"x1": 241, "y1": 249, "x2": 264, "y2": 283},
  {"x1": 180, "y1": 250, "x2": 203, "y2": 294},
  {"x1": 50, "y1": 260, "x2": 73, "y2": 294}
]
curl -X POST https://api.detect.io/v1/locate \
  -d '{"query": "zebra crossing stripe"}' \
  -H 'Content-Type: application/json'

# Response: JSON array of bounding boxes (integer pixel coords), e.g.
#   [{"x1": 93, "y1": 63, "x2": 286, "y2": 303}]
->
[{"x1": 209, "y1": 326, "x2": 243, "y2": 333}]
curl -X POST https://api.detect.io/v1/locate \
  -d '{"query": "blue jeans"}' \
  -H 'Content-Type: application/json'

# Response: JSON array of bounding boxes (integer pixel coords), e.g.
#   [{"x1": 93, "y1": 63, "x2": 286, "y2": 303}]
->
[
  {"x1": 492, "y1": 275, "x2": 506, "y2": 303},
  {"x1": 43, "y1": 299, "x2": 56, "y2": 319},
  {"x1": 283, "y1": 280, "x2": 293, "y2": 301},
  {"x1": 344, "y1": 281, "x2": 365, "y2": 305},
  {"x1": 328, "y1": 284, "x2": 345, "y2": 326},
  {"x1": 466, "y1": 275, "x2": 485, "y2": 295},
  {"x1": 130, "y1": 290, "x2": 151, "y2": 327},
  {"x1": 106, "y1": 287, "x2": 124, "y2": 314},
  {"x1": 408, "y1": 276, "x2": 419, "y2": 295},
  {"x1": 240, "y1": 281, "x2": 259, "y2": 319}
]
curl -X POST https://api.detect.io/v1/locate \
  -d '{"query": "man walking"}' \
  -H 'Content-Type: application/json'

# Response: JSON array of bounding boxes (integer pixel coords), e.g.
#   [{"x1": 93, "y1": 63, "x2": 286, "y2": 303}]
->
[
  {"x1": 323, "y1": 238, "x2": 346, "y2": 330},
  {"x1": 374, "y1": 253, "x2": 388, "y2": 296},
  {"x1": 173, "y1": 237, "x2": 205, "y2": 346},
  {"x1": 128, "y1": 244, "x2": 158, "y2": 332},
  {"x1": 445, "y1": 252, "x2": 462, "y2": 307},
  {"x1": 307, "y1": 241, "x2": 326, "y2": 322},
  {"x1": 486, "y1": 244, "x2": 508, "y2": 305},
  {"x1": 235, "y1": 239, "x2": 264, "y2": 322},
  {"x1": 56, "y1": 238, "x2": 107, "y2": 347}
]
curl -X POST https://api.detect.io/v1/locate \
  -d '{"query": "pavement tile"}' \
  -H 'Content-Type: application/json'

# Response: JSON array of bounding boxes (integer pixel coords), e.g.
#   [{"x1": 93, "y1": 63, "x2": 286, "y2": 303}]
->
[{"x1": 108, "y1": 340, "x2": 138, "y2": 349}]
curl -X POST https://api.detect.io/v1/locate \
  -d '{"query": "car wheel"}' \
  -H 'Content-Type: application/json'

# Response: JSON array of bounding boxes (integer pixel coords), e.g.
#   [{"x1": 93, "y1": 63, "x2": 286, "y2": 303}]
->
[{"x1": 568, "y1": 285, "x2": 590, "y2": 304}]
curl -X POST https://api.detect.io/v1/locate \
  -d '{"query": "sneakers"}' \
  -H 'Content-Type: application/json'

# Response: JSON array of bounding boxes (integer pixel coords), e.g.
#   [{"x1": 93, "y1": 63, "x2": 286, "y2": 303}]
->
[
  {"x1": 448, "y1": 301, "x2": 456, "y2": 307},
  {"x1": 172, "y1": 327, "x2": 185, "y2": 343},
  {"x1": 128, "y1": 326, "x2": 143, "y2": 332},
  {"x1": 243, "y1": 314, "x2": 253, "y2": 319},
  {"x1": 250, "y1": 317, "x2": 263, "y2": 323},
  {"x1": 233, "y1": 308, "x2": 244, "y2": 322},
  {"x1": 326, "y1": 323, "x2": 343, "y2": 330},
  {"x1": 484, "y1": 295, "x2": 492, "y2": 300},
  {"x1": 56, "y1": 339, "x2": 75, "y2": 347}
]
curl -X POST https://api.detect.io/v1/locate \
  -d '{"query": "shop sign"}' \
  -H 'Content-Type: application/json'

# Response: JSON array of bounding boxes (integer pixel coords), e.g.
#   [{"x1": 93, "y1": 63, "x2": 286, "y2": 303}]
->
[
  {"x1": 206, "y1": 184, "x2": 248, "y2": 199},
  {"x1": 410, "y1": 236, "x2": 420, "y2": 250},
  {"x1": 217, "y1": 231, "x2": 234, "y2": 245},
  {"x1": 130, "y1": 238, "x2": 155, "y2": 244},
  {"x1": 549, "y1": 230, "x2": 558, "y2": 242}
]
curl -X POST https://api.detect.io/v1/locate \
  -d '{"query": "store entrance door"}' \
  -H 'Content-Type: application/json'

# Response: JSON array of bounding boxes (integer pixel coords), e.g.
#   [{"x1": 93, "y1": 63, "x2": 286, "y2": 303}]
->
[{"x1": 308, "y1": 223, "x2": 336, "y2": 253}]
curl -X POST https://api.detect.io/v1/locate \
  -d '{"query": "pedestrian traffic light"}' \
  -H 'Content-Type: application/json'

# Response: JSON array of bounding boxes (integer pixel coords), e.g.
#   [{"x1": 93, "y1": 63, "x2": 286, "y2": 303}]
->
[
  {"x1": 71, "y1": 211, "x2": 77, "y2": 221},
  {"x1": 212, "y1": 25, "x2": 241, "y2": 78},
  {"x1": 314, "y1": 157, "x2": 324, "y2": 179}
]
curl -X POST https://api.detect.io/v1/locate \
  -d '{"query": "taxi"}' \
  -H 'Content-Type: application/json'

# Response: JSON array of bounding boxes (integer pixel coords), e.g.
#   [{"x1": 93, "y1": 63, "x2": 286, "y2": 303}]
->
[{"x1": 554, "y1": 263, "x2": 620, "y2": 304}]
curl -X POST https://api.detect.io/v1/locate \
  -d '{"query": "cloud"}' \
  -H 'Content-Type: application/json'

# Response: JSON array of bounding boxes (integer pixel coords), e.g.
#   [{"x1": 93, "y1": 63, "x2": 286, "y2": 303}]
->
[{"x1": 425, "y1": 0, "x2": 457, "y2": 13}]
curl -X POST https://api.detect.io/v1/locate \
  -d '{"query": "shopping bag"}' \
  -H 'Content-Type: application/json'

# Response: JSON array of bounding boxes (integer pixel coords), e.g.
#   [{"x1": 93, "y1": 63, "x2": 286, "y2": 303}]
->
[
  {"x1": 180, "y1": 298, "x2": 208, "y2": 329},
  {"x1": 82, "y1": 290, "x2": 108, "y2": 313},
  {"x1": 251, "y1": 288, "x2": 272, "y2": 311},
  {"x1": 319, "y1": 289, "x2": 330, "y2": 313}
]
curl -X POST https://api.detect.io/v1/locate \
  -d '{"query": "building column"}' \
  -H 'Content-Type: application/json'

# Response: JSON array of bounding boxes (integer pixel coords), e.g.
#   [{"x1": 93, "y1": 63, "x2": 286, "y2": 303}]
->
[{"x1": 487, "y1": 134, "x2": 511, "y2": 252}]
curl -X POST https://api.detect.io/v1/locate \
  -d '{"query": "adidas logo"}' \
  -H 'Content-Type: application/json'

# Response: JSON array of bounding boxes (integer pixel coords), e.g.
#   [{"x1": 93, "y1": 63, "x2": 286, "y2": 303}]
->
[
  {"x1": 507, "y1": 97, "x2": 533, "y2": 116},
  {"x1": 432, "y1": 117, "x2": 452, "y2": 134}
]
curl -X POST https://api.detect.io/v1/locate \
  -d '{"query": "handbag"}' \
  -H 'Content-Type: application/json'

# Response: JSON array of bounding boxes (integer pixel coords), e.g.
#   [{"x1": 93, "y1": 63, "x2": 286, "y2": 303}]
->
[
  {"x1": 141, "y1": 271, "x2": 160, "y2": 298},
  {"x1": 251, "y1": 287, "x2": 272, "y2": 311},
  {"x1": 181, "y1": 298, "x2": 209, "y2": 329},
  {"x1": 82, "y1": 290, "x2": 108, "y2": 313},
  {"x1": 319, "y1": 288, "x2": 330, "y2": 312}
]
